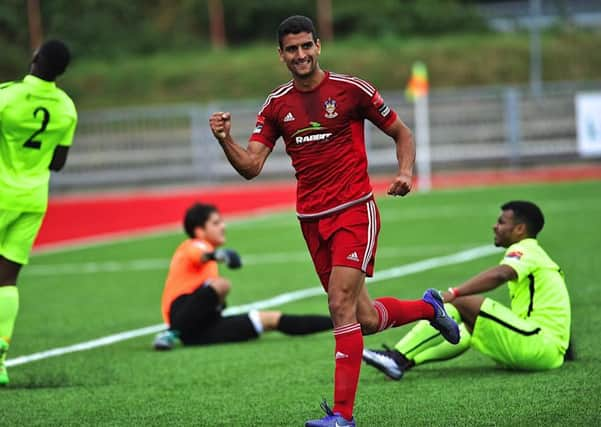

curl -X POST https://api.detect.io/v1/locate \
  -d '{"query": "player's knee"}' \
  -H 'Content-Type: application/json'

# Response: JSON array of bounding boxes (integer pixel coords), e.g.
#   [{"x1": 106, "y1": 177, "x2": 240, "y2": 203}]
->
[
  {"x1": 328, "y1": 292, "x2": 357, "y2": 326},
  {"x1": 360, "y1": 320, "x2": 378, "y2": 335},
  {"x1": 207, "y1": 277, "x2": 231, "y2": 297},
  {"x1": 0, "y1": 257, "x2": 22, "y2": 285},
  {"x1": 358, "y1": 317, "x2": 379, "y2": 335},
  {"x1": 328, "y1": 294, "x2": 349, "y2": 316},
  {"x1": 258, "y1": 311, "x2": 281, "y2": 331}
]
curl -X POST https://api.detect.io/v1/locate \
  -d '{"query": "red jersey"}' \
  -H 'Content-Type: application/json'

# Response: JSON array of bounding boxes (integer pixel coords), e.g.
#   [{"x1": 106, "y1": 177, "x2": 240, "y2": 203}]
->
[
  {"x1": 249, "y1": 71, "x2": 397, "y2": 218},
  {"x1": 161, "y1": 239, "x2": 218, "y2": 323}
]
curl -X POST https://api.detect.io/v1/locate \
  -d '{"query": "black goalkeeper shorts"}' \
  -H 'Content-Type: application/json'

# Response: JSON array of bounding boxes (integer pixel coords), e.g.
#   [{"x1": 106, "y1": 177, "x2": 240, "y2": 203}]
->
[{"x1": 168, "y1": 283, "x2": 259, "y2": 346}]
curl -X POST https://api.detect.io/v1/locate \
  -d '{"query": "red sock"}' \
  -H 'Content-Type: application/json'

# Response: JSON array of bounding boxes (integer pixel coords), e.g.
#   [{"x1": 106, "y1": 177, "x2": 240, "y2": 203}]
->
[
  {"x1": 333, "y1": 323, "x2": 362, "y2": 421},
  {"x1": 373, "y1": 297, "x2": 435, "y2": 331}
]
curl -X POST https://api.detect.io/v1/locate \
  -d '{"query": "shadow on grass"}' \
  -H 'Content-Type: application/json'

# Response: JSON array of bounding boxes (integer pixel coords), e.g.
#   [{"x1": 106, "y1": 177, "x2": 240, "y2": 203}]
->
[
  {"x1": 1, "y1": 378, "x2": 76, "y2": 390},
  {"x1": 416, "y1": 364, "x2": 547, "y2": 378},
  {"x1": 0, "y1": 370, "x2": 86, "y2": 390},
  {"x1": 361, "y1": 363, "x2": 560, "y2": 384}
]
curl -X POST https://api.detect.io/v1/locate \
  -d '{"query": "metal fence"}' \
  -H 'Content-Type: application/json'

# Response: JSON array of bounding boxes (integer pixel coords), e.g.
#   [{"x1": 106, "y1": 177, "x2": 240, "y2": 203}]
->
[
  {"x1": 476, "y1": 0, "x2": 601, "y2": 31},
  {"x1": 50, "y1": 81, "x2": 600, "y2": 194}
]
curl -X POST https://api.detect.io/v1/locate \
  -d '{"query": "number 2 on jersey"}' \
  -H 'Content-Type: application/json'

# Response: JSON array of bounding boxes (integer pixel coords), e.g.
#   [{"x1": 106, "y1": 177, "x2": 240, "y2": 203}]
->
[{"x1": 23, "y1": 107, "x2": 51, "y2": 149}]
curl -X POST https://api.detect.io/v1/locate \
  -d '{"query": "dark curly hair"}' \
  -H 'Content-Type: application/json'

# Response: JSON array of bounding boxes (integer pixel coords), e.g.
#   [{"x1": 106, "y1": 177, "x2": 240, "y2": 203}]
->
[
  {"x1": 501, "y1": 200, "x2": 545, "y2": 237},
  {"x1": 183, "y1": 203, "x2": 218, "y2": 238}
]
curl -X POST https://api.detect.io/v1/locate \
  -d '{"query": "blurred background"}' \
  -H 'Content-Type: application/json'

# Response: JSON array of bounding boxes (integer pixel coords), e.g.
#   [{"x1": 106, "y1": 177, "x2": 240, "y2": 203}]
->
[{"x1": 1, "y1": 0, "x2": 600, "y2": 194}]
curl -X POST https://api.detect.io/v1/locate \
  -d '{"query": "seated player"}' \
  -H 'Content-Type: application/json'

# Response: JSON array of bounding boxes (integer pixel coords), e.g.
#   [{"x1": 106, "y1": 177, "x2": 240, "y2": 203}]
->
[
  {"x1": 363, "y1": 201, "x2": 573, "y2": 380},
  {"x1": 153, "y1": 202, "x2": 332, "y2": 350}
]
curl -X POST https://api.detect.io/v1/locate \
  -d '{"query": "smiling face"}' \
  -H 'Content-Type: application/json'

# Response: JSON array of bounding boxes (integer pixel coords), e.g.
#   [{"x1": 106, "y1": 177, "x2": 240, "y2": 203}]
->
[
  {"x1": 493, "y1": 209, "x2": 526, "y2": 248},
  {"x1": 278, "y1": 32, "x2": 321, "y2": 80}
]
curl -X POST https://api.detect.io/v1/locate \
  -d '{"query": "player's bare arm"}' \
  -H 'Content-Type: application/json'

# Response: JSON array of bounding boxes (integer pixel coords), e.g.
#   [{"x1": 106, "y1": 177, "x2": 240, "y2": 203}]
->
[
  {"x1": 442, "y1": 264, "x2": 517, "y2": 302},
  {"x1": 49, "y1": 146, "x2": 69, "y2": 171},
  {"x1": 209, "y1": 111, "x2": 272, "y2": 179},
  {"x1": 384, "y1": 118, "x2": 415, "y2": 196}
]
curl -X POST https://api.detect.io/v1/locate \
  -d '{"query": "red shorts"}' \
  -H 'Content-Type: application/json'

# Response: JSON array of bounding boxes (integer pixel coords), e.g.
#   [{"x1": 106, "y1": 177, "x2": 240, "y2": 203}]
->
[{"x1": 300, "y1": 198, "x2": 380, "y2": 290}]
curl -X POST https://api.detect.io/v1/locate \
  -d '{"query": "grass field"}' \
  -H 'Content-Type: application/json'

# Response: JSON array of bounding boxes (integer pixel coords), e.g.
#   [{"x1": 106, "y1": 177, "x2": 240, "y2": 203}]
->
[{"x1": 3, "y1": 180, "x2": 601, "y2": 426}]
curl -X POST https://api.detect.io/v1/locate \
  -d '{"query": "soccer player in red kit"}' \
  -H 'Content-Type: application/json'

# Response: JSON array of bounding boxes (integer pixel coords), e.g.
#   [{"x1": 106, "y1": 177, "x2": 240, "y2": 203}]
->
[{"x1": 209, "y1": 15, "x2": 459, "y2": 427}]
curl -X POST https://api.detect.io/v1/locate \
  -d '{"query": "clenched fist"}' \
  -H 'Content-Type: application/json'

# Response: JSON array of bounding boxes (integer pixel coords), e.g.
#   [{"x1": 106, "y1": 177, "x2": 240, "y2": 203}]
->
[
  {"x1": 387, "y1": 173, "x2": 413, "y2": 196},
  {"x1": 209, "y1": 112, "x2": 232, "y2": 141}
]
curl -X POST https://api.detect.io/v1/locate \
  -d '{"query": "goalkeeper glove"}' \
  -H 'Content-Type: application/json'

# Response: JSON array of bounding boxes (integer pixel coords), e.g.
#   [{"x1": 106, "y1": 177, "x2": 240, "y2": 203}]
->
[{"x1": 212, "y1": 248, "x2": 242, "y2": 269}]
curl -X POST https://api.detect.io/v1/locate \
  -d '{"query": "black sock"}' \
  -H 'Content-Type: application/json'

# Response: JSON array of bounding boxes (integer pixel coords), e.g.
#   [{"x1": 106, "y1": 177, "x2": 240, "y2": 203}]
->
[{"x1": 277, "y1": 314, "x2": 333, "y2": 335}]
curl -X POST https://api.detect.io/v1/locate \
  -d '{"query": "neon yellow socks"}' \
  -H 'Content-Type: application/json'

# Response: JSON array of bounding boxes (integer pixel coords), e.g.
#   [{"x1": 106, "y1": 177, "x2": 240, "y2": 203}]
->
[
  {"x1": 413, "y1": 323, "x2": 471, "y2": 365},
  {"x1": 0, "y1": 285, "x2": 19, "y2": 349},
  {"x1": 394, "y1": 303, "x2": 465, "y2": 364}
]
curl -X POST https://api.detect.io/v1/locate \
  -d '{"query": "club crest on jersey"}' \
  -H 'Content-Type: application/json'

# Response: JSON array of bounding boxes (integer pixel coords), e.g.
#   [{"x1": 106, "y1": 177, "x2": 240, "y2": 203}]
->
[
  {"x1": 506, "y1": 251, "x2": 523, "y2": 260},
  {"x1": 324, "y1": 97, "x2": 338, "y2": 119},
  {"x1": 253, "y1": 115, "x2": 265, "y2": 134},
  {"x1": 372, "y1": 92, "x2": 384, "y2": 107}
]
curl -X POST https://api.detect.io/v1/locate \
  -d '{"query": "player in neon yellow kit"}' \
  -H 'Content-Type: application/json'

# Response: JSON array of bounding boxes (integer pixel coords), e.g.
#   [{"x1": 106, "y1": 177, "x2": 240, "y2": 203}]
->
[
  {"x1": 363, "y1": 201, "x2": 573, "y2": 379},
  {"x1": 0, "y1": 40, "x2": 77, "y2": 385}
]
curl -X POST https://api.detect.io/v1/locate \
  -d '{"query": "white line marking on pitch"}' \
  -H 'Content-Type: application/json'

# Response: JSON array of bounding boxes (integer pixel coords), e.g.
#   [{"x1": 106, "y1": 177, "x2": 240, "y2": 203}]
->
[
  {"x1": 23, "y1": 243, "x2": 483, "y2": 276},
  {"x1": 6, "y1": 244, "x2": 500, "y2": 368}
]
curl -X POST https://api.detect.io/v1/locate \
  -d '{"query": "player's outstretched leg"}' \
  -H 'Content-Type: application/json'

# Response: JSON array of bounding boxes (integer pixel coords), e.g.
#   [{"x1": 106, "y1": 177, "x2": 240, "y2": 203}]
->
[
  {"x1": 422, "y1": 288, "x2": 460, "y2": 344},
  {"x1": 305, "y1": 400, "x2": 355, "y2": 427},
  {"x1": 362, "y1": 345, "x2": 414, "y2": 380},
  {"x1": 276, "y1": 314, "x2": 332, "y2": 335},
  {"x1": 364, "y1": 322, "x2": 471, "y2": 380}
]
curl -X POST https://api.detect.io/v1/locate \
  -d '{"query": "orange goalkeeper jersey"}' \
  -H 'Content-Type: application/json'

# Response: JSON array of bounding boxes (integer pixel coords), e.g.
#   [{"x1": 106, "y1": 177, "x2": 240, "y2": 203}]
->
[{"x1": 161, "y1": 239, "x2": 219, "y2": 324}]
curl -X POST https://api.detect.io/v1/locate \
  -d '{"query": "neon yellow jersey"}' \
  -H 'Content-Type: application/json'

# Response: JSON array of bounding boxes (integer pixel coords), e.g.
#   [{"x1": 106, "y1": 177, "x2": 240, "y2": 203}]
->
[
  {"x1": 500, "y1": 238, "x2": 571, "y2": 352},
  {"x1": 0, "y1": 75, "x2": 77, "y2": 212}
]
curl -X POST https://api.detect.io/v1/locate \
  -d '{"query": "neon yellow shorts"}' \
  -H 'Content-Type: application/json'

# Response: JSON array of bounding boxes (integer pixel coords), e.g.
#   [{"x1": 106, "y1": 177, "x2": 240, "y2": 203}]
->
[
  {"x1": 471, "y1": 298, "x2": 564, "y2": 370},
  {"x1": 0, "y1": 210, "x2": 45, "y2": 265}
]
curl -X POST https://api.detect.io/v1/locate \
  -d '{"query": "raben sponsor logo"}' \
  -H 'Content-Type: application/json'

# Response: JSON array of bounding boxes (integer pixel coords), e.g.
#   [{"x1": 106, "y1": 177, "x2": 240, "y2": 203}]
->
[{"x1": 295, "y1": 132, "x2": 333, "y2": 145}]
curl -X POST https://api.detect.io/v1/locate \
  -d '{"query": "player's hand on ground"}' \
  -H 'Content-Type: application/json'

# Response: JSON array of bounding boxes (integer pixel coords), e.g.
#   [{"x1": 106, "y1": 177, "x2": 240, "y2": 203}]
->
[
  {"x1": 209, "y1": 112, "x2": 232, "y2": 141},
  {"x1": 387, "y1": 173, "x2": 413, "y2": 196},
  {"x1": 214, "y1": 248, "x2": 242, "y2": 269}
]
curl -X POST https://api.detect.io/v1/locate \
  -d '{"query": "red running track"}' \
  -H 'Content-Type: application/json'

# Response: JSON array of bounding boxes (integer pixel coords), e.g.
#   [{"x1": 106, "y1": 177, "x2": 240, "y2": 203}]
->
[{"x1": 35, "y1": 164, "x2": 601, "y2": 250}]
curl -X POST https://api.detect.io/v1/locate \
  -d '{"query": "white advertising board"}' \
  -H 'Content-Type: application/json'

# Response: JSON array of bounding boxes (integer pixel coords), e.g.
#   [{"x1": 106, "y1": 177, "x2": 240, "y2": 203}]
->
[{"x1": 576, "y1": 92, "x2": 601, "y2": 157}]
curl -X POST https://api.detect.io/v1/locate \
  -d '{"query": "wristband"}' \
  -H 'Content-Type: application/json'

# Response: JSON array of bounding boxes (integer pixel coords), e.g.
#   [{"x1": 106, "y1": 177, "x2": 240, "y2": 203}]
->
[{"x1": 448, "y1": 287, "x2": 460, "y2": 298}]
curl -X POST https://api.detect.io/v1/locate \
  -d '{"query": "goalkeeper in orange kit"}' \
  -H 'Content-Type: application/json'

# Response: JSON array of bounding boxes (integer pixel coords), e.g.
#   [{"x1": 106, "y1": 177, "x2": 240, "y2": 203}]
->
[{"x1": 153, "y1": 202, "x2": 332, "y2": 350}]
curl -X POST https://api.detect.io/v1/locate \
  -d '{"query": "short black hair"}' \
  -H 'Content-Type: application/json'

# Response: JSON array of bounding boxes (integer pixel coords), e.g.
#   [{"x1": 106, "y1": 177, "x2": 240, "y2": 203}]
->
[
  {"x1": 501, "y1": 200, "x2": 545, "y2": 237},
  {"x1": 277, "y1": 15, "x2": 318, "y2": 48},
  {"x1": 183, "y1": 203, "x2": 219, "y2": 238},
  {"x1": 35, "y1": 39, "x2": 71, "y2": 79}
]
